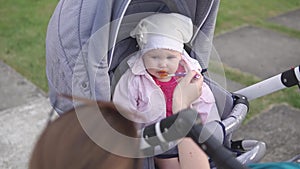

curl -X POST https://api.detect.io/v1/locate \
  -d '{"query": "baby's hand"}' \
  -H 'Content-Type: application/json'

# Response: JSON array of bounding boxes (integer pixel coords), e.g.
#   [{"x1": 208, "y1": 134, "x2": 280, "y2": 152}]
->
[{"x1": 172, "y1": 71, "x2": 203, "y2": 113}]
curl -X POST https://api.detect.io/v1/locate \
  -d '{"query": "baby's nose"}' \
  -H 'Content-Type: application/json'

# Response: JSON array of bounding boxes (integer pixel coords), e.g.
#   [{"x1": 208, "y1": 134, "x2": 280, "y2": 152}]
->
[{"x1": 158, "y1": 61, "x2": 167, "y2": 67}]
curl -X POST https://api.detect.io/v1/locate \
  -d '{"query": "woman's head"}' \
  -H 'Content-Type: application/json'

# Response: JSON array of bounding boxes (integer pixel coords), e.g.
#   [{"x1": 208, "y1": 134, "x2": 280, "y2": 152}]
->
[{"x1": 29, "y1": 102, "x2": 141, "y2": 169}]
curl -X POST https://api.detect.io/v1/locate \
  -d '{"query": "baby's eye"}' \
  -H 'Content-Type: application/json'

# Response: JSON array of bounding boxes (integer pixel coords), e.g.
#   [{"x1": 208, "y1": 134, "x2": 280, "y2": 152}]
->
[
  {"x1": 151, "y1": 56, "x2": 159, "y2": 59},
  {"x1": 167, "y1": 55, "x2": 177, "y2": 59}
]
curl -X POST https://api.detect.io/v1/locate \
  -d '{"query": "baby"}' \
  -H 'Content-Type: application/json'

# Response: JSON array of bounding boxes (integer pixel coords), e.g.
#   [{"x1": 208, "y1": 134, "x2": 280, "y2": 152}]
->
[{"x1": 113, "y1": 13, "x2": 219, "y2": 169}]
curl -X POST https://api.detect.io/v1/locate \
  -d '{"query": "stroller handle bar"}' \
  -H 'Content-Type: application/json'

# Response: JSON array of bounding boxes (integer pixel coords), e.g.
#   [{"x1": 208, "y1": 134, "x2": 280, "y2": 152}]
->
[
  {"x1": 140, "y1": 109, "x2": 250, "y2": 169},
  {"x1": 235, "y1": 65, "x2": 300, "y2": 100},
  {"x1": 188, "y1": 121, "x2": 250, "y2": 169}
]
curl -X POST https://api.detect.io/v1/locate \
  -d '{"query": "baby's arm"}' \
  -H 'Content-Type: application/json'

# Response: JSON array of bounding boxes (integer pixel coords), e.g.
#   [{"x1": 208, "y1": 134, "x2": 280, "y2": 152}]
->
[
  {"x1": 113, "y1": 71, "x2": 140, "y2": 122},
  {"x1": 113, "y1": 71, "x2": 164, "y2": 124},
  {"x1": 191, "y1": 82, "x2": 220, "y2": 123}
]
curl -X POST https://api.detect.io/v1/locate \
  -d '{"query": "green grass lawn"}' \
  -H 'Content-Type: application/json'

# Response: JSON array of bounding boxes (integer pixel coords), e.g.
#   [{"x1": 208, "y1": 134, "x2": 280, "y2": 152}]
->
[
  {"x1": 0, "y1": 0, "x2": 57, "y2": 91},
  {"x1": 216, "y1": 0, "x2": 300, "y2": 34},
  {"x1": 0, "y1": 0, "x2": 299, "y2": 119}
]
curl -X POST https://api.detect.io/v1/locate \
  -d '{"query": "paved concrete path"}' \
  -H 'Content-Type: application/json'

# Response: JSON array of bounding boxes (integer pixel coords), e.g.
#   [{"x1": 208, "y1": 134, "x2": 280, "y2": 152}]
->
[
  {"x1": 233, "y1": 104, "x2": 300, "y2": 162},
  {"x1": 214, "y1": 26, "x2": 300, "y2": 79},
  {"x1": 268, "y1": 8, "x2": 300, "y2": 31},
  {"x1": 0, "y1": 61, "x2": 53, "y2": 169},
  {"x1": 0, "y1": 98, "x2": 51, "y2": 169},
  {"x1": 0, "y1": 8, "x2": 300, "y2": 169},
  {"x1": 0, "y1": 61, "x2": 45, "y2": 111}
]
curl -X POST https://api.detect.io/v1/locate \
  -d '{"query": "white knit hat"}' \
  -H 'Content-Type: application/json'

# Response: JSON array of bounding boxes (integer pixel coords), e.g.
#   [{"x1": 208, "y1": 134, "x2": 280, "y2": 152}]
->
[{"x1": 130, "y1": 13, "x2": 193, "y2": 54}]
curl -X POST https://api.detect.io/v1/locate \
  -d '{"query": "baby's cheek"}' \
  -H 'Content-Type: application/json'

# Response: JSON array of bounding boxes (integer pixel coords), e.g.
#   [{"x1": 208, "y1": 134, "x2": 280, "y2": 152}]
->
[{"x1": 146, "y1": 69, "x2": 158, "y2": 77}]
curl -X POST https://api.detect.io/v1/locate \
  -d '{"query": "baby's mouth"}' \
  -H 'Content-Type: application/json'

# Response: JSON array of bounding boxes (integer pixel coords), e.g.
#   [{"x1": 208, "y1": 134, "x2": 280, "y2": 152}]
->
[{"x1": 157, "y1": 70, "x2": 169, "y2": 78}]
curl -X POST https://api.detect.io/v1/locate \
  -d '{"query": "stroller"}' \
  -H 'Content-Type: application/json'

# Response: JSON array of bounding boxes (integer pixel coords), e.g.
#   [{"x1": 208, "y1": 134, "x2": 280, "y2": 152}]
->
[{"x1": 45, "y1": 0, "x2": 300, "y2": 168}]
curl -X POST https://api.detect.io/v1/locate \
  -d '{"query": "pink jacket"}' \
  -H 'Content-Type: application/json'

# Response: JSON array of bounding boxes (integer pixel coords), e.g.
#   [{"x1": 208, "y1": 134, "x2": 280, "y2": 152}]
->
[{"x1": 113, "y1": 51, "x2": 217, "y2": 125}]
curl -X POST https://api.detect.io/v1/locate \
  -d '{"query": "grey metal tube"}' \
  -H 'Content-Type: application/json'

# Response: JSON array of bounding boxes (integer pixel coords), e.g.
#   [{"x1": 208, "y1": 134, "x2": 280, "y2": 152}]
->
[
  {"x1": 222, "y1": 103, "x2": 248, "y2": 135},
  {"x1": 236, "y1": 140, "x2": 267, "y2": 164},
  {"x1": 235, "y1": 74, "x2": 285, "y2": 101},
  {"x1": 235, "y1": 65, "x2": 300, "y2": 101}
]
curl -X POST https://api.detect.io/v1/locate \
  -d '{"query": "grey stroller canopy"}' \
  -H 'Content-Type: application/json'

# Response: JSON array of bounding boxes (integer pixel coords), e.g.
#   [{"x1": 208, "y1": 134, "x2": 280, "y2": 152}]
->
[{"x1": 46, "y1": 0, "x2": 223, "y2": 114}]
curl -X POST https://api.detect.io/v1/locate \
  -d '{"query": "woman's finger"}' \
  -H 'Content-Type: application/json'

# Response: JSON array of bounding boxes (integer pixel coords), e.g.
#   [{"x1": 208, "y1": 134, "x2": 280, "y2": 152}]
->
[
  {"x1": 179, "y1": 59, "x2": 191, "y2": 72},
  {"x1": 180, "y1": 71, "x2": 197, "y2": 84}
]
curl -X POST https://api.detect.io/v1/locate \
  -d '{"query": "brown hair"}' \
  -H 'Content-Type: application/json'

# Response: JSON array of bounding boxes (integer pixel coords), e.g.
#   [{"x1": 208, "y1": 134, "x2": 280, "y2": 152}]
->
[{"x1": 29, "y1": 101, "x2": 141, "y2": 169}]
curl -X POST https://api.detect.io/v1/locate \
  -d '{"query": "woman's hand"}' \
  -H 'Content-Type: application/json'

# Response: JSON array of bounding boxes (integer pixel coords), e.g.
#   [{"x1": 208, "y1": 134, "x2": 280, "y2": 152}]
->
[{"x1": 172, "y1": 71, "x2": 203, "y2": 113}]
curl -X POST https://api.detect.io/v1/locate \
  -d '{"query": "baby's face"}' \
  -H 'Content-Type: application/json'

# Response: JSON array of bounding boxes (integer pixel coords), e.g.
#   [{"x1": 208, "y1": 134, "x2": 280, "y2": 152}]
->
[{"x1": 143, "y1": 49, "x2": 181, "y2": 81}]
